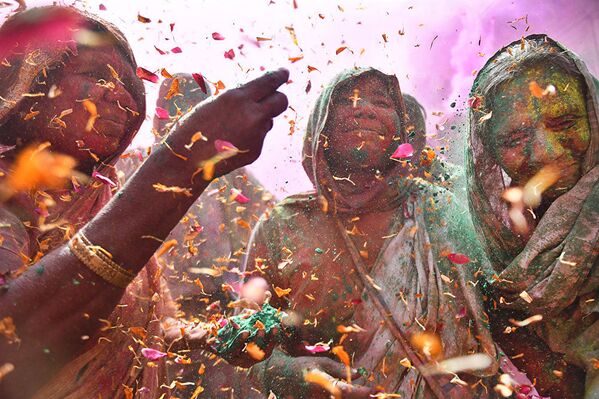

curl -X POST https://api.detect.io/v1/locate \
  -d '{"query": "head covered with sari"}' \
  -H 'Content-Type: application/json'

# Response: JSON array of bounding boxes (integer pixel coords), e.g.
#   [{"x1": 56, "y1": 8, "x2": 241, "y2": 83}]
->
[
  {"x1": 467, "y1": 34, "x2": 599, "y2": 372},
  {"x1": 302, "y1": 67, "x2": 429, "y2": 214},
  {"x1": 0, "y1": 7, "x2": 172, "y2": 398},
  {"x1": 0, "y1": 6, "x2": 146, "y2": 164}
]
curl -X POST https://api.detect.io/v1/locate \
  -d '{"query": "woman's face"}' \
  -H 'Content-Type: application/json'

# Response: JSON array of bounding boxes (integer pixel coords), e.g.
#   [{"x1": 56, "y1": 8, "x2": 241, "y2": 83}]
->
[
  {"x1": 489, "y1": 63, "x2": 590, "y2": 199},
  {"x1": 14, "y1": 45, "x2": 140, "y2": 171},
  {"x1": 324, "y1": 74, "x2": 401, "y2": 173}
]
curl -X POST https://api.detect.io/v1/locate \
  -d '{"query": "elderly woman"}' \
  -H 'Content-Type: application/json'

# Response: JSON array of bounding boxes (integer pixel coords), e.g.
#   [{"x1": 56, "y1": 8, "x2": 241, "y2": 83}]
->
[
  {"x1": 0, "y1": 6, "x2": 288, "y2": 398},
  {"x1": 242, "y1": 68, "x2": 498, "y2": 399},
  {"x1": 467, "y1": 34, "x2": 599, "y2": 398}
]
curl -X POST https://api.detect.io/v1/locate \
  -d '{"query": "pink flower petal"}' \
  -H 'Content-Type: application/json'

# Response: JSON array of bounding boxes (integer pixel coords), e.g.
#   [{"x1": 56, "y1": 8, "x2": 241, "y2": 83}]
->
[
  {"x1": 231, "y1": 189, "x2": 250, "y2": 204},
  {"x1": 391, "y1": 143, "x2": 414, "y2": 159},
  {"x1": 136, "y1": 67, "x2": 159, "y2": 83},
  {"x1": 155, "y1": 107, "x2": 170, "y2": 120},
  {"x1": 218, "y1": 318, "x2": 229, "y2": 328},
  {"x1": 214, "y1": 139, "x2": 239, "y2": 153},
  {"x1": 467, "y1": 96, "x2": 482, "y2": 109},
  {"x1": 305, "y1": 344, "x2": 330, "y2": 354},
  {"x1": 141, "y1": 347, "x2": 167, "y2": 360},
  {"x1": 92, "y1": 170, "x2": 117, "y2": 187},
  {"x1": 224, "y1": 49, "x2": 235, "y2": 60},
  {"x1": 171, "y1": 46, "x2": 182, "y2": 54},
  {"x1": 99, "y1": 4, "x2": 107, "y2": 10},
  {"x1": 154, "y1": 46, "x2": 166, "y2": 55},
  {"x1": 212, "y1": 32, "x2": 225, "y2": 40},
  {"x1": 447, "y1": 253, "x2": 470, "y2": 265},
  {"x1": 455, "y1": 306, "x2": 467, "y2": 319}
]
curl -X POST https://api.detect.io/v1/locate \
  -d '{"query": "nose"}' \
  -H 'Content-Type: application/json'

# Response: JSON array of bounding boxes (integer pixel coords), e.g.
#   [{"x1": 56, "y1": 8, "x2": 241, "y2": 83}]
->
[
  {"x1": 354, "y1": 100, "x2": 376, "y2": 120},
  {"x1": 528, "y1": 128, "x2": 561, "y2": 166},
  {"x1": 103, "y1": 83, "x2": 135, "y2": 110}
]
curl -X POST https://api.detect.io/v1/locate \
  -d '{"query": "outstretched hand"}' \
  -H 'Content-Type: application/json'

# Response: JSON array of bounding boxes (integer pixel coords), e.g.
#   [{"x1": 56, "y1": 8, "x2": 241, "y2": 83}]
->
[
  {"x1": 170, "y1": 68, "x2": 289, "y2": 180},
  {"x1": 218, "y1": 325, "x2": 281, "y2": 368}
]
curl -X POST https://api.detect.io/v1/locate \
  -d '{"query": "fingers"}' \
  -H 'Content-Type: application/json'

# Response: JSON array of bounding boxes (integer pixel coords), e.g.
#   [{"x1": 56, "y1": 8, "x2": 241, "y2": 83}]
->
[
  {"x1": 336, "y1": 381, "x2": 377, "y2": 399},
  {"x1": 319, "y1": 358, "x2": 352, "y2": 380},
  {"x1": 241, "y1": 68, "x2": 289, "y2": 102},
  {"x1": 259, "y1": 91, "x2": 289, "y2": 117},
  {"x1": 227, "y1": 330, "x2": 250, "y2": 358}
]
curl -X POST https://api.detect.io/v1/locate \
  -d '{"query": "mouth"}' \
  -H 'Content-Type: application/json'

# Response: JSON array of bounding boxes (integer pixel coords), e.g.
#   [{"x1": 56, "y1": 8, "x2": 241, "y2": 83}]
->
[{"x1": 345, "y1": 128, "x2": 385, "y2": 139}]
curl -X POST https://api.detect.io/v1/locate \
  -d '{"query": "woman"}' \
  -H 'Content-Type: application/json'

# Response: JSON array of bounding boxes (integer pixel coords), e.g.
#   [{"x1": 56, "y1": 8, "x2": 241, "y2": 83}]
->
[
  {"x1": 0, "y1": 6, "x2": 288, "y2": 398},
  {"x1": 243, "y1": 68, "x2": 498, "y2": 398},
  {"x1": 467, "y1": 34, "x2": 599, "y2": 398}
]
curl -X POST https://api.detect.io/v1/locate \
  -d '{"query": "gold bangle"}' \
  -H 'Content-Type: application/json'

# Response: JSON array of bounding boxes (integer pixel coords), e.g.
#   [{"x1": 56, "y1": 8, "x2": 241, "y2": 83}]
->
[{"x1": 68, "y1": 231, "x2": 135, "y2": 288}]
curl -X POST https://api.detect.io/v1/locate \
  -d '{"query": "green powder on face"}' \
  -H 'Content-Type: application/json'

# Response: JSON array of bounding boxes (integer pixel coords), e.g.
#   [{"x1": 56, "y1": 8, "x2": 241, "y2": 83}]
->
[
  {"x1": 214, "y1": 303, "x2": 285, "y2": 355},
  {"x1": 350, "y1": 148, "x2": 369, "y2": 162}
]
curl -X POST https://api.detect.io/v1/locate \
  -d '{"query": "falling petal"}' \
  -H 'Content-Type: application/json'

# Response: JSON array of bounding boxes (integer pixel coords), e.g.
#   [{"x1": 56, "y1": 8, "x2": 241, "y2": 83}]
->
[
  {"x1": 446, "y1": 253, "x2": 470, "y2": 264},
  {"x1": 391, "y1": 143, "x2": 414, "y2": 159},
  {"x1": 141, "y1": 347, "x2": 167, "y2": 360},
  {"x1": 136, "y1": 67, "x2": 159, "y2": 83},
  {"x1": 155, "y1": 107, "x2": 170, "y2": 120},
  {"x1": 92, "y1": 170, "x2": 117, "y2": 187},
  {"x1": 224, "y1": 49, "x2": 235, "y2": 59},
  {"x1": 305, "y1": 343, "x2": 330, "y2": 354}
]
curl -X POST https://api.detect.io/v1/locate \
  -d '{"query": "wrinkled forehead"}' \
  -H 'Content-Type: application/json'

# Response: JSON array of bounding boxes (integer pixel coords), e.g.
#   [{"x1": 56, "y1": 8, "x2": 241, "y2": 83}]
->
[
  {"x1": 332, "y1": 73, "x2": 392, "y2": 100},
  {"x1": 489, "y1": 62, "x2": 586, "y2": 122}
]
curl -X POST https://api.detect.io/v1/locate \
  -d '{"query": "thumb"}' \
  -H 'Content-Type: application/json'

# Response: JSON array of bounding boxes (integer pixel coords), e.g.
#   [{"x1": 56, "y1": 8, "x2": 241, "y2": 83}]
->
[{"x1": 317, "y1": 358, "x2": 359, "y2": 380}]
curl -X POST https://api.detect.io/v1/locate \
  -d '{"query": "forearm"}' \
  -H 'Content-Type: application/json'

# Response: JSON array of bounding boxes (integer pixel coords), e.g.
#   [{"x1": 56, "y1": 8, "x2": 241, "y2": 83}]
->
[{"x1": 0, "y1": 140, "x2": 213, "y2": 395}]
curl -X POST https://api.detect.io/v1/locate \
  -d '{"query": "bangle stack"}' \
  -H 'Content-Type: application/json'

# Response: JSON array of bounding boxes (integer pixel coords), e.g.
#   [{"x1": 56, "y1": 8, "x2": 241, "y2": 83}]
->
[{"x1": 68, "y1": 231, "x2": 135, "y2": 288}]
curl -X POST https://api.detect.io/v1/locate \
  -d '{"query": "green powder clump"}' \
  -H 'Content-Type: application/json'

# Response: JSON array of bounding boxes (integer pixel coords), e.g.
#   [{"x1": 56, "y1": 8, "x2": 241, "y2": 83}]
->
[{"x1": 215, "y1": 303, "x2": 284, "y2": 355}]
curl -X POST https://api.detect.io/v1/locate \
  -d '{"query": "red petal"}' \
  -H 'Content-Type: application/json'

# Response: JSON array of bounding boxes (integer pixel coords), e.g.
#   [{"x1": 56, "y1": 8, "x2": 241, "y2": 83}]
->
[
  {"x1": 224, "y1": 49, "x2": 235, "y2": 59},
  {"x1": 447, "y1": 253, "x2": 470, "y2": 264},
  {"x1": 136, "y1": 67, "x2": 159, "y2": 83},
  {"x1": 391, "y1": 143, "x2": 414, "y2": 159},
  {"x1": 169, "y1": 23, "x2": 175, "y2": 32},
  {"x1": 212, "y1": 32, "x2": 225, "y2": 40},
  {"x1": 99, "y1": 4, "x2": 107, "y2": 10},
  {"x1": 155, "y1": 107, "x2": 169, "y2": 120},
  {"x1": 231, "y1": 189, "x2": 250, "y2": 204},
  {"x1": 191, "y1": 73, "x2": 208, "y2": 94},
  {"x1": 467, "y1": 96, "x2": 482, "y2": 109},
  {"x1": 154, "y1": 46, "x2": 166, "y2": 55},
  {"x1": 171, "y1": 46, "x2": 182, "y2": 54}
]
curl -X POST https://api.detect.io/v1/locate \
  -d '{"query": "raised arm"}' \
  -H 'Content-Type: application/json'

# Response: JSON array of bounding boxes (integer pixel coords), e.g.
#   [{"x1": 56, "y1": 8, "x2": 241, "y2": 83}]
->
[{"x1": 0, "y1": 69, "x2": 289, "y2": 397}]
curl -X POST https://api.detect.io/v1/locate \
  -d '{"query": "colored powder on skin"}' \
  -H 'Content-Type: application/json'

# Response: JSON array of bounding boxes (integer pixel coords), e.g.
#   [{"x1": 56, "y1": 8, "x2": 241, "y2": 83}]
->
[
  {"x1": 351, "y1": 148, "x2": 369, "y2": 163},
  {"x1": 214, "y1": 303, "x2": 285, "y2": 355}
]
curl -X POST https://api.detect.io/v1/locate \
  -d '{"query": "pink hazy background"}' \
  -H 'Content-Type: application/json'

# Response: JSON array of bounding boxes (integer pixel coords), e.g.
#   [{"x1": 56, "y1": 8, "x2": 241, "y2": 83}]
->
[{"x1": 3, "y1": 0, "x2": 599, "y2": 198}]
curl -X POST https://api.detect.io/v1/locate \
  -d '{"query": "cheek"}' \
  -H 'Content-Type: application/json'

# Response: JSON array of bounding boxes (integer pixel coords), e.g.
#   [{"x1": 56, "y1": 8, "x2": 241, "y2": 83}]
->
[
  {"x1": 568, "y1": 125, "x2": 591, "y2": 154},
  {"x1": 499, "y1": 147, "x2": 526, "y2": 174}
]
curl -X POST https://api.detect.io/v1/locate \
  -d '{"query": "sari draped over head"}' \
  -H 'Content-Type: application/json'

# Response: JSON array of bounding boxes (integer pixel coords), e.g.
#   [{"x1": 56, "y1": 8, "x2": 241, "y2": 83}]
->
[
  {"x1": 467, "y1": 34, "x2": 599, "y2": 373},
  {"x1": 246, "y1": 68, "x2": 497, "y2": 398},
  {"x1": 0, "y1": 7, "x2": 174, "y2": 398}
]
